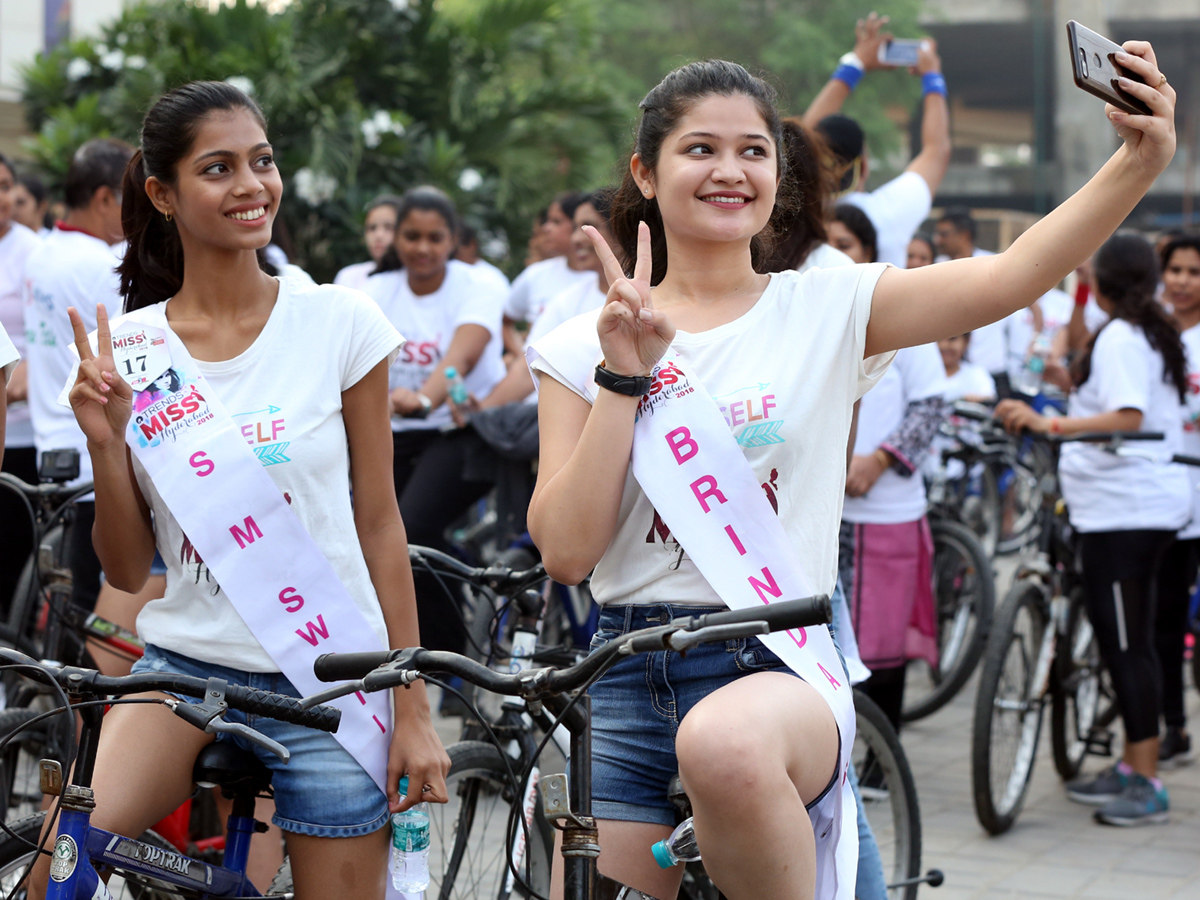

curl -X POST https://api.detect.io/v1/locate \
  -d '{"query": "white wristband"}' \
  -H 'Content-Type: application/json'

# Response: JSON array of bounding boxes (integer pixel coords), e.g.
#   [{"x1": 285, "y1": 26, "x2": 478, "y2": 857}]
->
[{"x1": 838, "y1": 52, "x2": 865, "y2": 71}]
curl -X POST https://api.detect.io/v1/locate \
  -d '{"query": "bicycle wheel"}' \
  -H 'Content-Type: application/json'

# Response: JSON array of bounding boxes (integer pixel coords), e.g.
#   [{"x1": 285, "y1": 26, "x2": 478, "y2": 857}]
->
[
  {"x1": 971, "y1": 580, "x2": 1048, "y2": 835},
  {"x1": 958, "y1": 464, "x2": 1001, "y2": 559},
  {"x1": 430, "y1": 740, "x2": 553, "y2": 900},
  {"x1": 902, "y1": 519, "x2": 996, "y2": 723},
  {"x1": 0, "y1": 707, "x2": 56, "y2": 823},
  {"x1": 1051, "y1": 591, "x2": 1118, "y2": 781},
  {"x1": 853, "y1": 690, "x2": 922, "y2": 900},
  {"x1": 0, "y1": 812, "x2": 200, "y2": 899}
]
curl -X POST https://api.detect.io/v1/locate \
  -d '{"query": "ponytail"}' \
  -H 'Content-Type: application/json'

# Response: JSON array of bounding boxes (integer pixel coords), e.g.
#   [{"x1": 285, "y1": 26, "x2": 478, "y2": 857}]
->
[{"x1": 119, "y1": 150, "x2": 184, "y2": 311}]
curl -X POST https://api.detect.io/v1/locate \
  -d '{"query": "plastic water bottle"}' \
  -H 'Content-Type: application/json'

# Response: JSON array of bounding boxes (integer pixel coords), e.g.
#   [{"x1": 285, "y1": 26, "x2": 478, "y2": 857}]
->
[
  {"x1": 391, "y1": 776, "x2": 430, "y2": 892},
  {"x1": 444, "y1": 366, "x2": 468, "y2": 406},
  {"x1": 651, "y1": 817, "x2": 701, "y2": 868},
  {"x1": 1017, "y1": 332, "x2": 1053, "y2": 396}
]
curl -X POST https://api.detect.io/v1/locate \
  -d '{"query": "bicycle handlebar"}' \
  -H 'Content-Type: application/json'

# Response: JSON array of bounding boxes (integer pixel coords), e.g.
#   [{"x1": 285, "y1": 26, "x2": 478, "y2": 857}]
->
[
  {"x1": 0, "y1": 649, "x2": 341, "y2": 733},
  {"x1": 409, "y1": 544, "x2": 546, "y2": 594},
  {"x1": 0, "y1": 471, "x2": 95, "y2": 502},
  {"x1": 307, "y1": 594, "x2": 832, "y2": 707}
]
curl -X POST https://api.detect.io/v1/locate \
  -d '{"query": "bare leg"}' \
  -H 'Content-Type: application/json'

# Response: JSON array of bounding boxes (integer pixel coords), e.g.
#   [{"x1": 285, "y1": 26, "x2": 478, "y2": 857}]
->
[
  {"x1": 89, "y1": 575, "x2": 165, "y2": 678},
  {"x1": 675, "y1": 674, "x2": 839, "y2": 900},
  {"x1": 27, "y1": 696, "x2": 214, "y2": 899},
  {"x1": 550, "y1": 821, "x2": 679, "y2": 900},
  {"x1": 1124, "y1": 735, "x2": 1160, "y2": 779},
  {"x1": 287, "y1": 828, "x2": 388, "y2": 900}
]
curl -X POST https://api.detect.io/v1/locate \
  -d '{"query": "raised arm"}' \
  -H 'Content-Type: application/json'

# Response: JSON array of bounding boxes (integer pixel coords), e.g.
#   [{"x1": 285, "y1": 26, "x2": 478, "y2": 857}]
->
[
  {"x1": 801, "y1": 13, "x2": 891, "y2": 130},
  {"x1": 905, "y1": 40, "x2": 951, "y2": 195},
  {"x1": 865, "y1": 41, "x2": 1174, "y2": 357}
]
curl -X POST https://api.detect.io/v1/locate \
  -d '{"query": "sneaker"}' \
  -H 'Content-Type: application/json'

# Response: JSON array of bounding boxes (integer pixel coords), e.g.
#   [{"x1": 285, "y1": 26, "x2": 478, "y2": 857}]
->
[
  {"x1": 1066, "y1": 762, "x2": 1131, "y2": 805},
  {"x1": 1158, "y1": 727, "x2": 1194, "y2": 769},
  {"x1": 1094, "y1": 775, "x2": 1169, "y2": 826}
]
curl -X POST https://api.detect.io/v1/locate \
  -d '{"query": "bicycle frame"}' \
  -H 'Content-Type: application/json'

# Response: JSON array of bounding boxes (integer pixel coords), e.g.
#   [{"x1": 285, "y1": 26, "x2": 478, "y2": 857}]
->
[{"x1": 43, "y1": 705, "x2": 261, "y2": 899}]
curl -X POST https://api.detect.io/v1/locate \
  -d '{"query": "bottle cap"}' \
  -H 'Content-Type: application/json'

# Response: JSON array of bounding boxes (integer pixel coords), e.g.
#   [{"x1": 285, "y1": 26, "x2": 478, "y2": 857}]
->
[
  {"x1": 444, "y1": 366, "x2": 459, "y2": 378},
  {"x1": 398, "y1": 775, "x2": 410, "y2": 794},
  {"x1": 650, "y1": 839, "x2": 675, "y2": 869}
]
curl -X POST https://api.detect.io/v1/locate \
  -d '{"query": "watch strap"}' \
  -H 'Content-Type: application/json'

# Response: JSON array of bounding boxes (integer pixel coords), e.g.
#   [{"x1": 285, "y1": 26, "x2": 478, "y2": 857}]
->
[{"x1": 594, "y1": 363, "x2": 652, "y2": 397}]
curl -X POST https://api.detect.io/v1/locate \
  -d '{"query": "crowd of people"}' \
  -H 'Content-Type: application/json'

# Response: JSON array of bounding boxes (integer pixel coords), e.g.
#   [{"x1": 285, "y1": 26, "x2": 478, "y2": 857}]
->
[{"x1": 0, "y1": 11, "x2": 1192, "y2": 900}]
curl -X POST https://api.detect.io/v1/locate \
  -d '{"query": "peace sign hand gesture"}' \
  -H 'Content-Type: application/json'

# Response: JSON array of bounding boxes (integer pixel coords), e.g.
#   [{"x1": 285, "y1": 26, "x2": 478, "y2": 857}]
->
[
  {"x1": 68, "y1": 304, "x2": 133, "y2": 450},
  {"x1": 584, "y1": 221, "x2": 675, "y2": 378}
]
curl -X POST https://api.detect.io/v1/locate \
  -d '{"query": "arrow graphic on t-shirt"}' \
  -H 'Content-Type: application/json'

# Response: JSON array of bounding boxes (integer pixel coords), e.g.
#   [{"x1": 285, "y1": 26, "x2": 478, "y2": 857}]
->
[
  {"x1": 233, "y1": 405, "x2": 282, "y2": 417},
  {"x1": 711, "y1": 382, "x2": 772, "y2": 399},
  {"x1": 253, "y1": 442, "x2": 291, "y2": 466},
  {"x1": 737, "y1": 421, "x2": 785, "y2": 448}
]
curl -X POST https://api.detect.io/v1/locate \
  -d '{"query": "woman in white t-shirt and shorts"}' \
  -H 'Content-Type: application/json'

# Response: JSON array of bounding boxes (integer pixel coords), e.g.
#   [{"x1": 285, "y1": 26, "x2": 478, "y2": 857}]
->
[
  {"x1": 528, "y1": 47, "x2": 1177, "y2": 898},
  {"x1": 37, "y1": 81, "x2": 449, "y2": 899},
  {"x1": 996, "y1": 233, "x2": 1190, "y2": 826}
]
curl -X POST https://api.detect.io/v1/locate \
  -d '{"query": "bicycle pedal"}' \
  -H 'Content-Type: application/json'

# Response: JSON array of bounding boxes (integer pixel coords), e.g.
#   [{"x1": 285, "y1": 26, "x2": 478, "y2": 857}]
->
[{"x1": 1085, "y1": 729, "x2": 1114, "y2": 757}]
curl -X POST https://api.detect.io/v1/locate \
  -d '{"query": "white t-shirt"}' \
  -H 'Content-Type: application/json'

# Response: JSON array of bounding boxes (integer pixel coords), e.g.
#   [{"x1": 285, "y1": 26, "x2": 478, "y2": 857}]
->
[
  {"x1": 364, "y1": 259, "x2": 506, "y2": 432},
  {"x1": 842, "y1": 342, "x2": 946, "y2": 524},
  {"x1": 467, "y1": 258, "x2": 511, "y2": 294},
  {"x1": 1178, "y1": 324, "x2": 1200, "y2": 540},
  {"x1": 797, "y1": 242, "x2": 855, "y2": 274},
  {"x1": 944, "y1": 362, "x2": 996, "y2": 401},
  {"x1": 844, "y1": 171, "x2": 932, "y2": 269},
  {"x1": 1001, "y1": 288, "x2": 1074, "y2": 382},
  {"x1": 0, "y1": 321, "x2": 17, "y2": 382},
  {"x1": 121, "y1": 280, "x2": 403, "y2": 671},
  {"x1": 531, "y1": 264, "x2": 895, "y2": 607},
  {"x1": 504, "y1": 256, "x2": 594, "y2": 324},
  {"x1": 24, "y1": 227, "x2": 122, "y2": 486},
  {"x1": 527, "y1": 276, "x2": 604, "y2": 346},
  {"x1": 1059, "y1": 319, "x2": 1191, "y2": 533},
  {"x1": 0, "y1": 223, "x2": 39, "y2": 447},
  {"x1": 333, "y1": 260, "x2": 375, "y2": 293}
]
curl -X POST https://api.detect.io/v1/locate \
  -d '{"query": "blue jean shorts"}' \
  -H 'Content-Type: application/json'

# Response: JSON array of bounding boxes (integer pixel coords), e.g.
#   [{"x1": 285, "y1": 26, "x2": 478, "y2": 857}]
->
[
  {"x1": 131, "y1": 644, "x2": 389, "y2": 837},
  {"x1": 588, "y1": 604, "x2": 826, "y2": 826}
]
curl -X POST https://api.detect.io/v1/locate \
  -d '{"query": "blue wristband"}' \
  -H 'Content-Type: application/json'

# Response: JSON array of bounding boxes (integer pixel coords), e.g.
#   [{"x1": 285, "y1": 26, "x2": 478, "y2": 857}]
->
[
  {"x1": 922, "y1": 72, "x2": 947, "y2": 97},
  {"x1": 833, "y1": 64, "x2": 864, "y2": 90}
]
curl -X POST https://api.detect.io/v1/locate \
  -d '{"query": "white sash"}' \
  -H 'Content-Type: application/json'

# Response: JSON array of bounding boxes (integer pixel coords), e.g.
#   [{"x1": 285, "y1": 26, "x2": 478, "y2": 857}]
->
[
  {"x1": 94, "y1": 308, "x2": 392, "y2": 795},
  {"x1": 529, "y1": 340, "x2": 858, "y2": 900}
]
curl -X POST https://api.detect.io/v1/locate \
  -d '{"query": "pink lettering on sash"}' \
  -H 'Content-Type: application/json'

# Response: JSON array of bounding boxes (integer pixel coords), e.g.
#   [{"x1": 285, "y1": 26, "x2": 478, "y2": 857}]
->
[
  {"x1": 749, "y1": 566, "x2": 783, "y2": 601},
  {"x1": 189, "y1": 451, "x2": 215, "y2": 477},
  {"x1": 373, "y1": 716, "x2": 387, "y2": 733},
  {"x1": 690, "y1": 475, "x2": 728, "y2": 513},
  {"x1": 278, "y1": 587, "x2": 304, "y2": 612},
  {"x1": 818, "y1": 662, "x2": 842, "y2": 690},
  {"x1": 295, "y1": 614, "x2": 330, "y2": 646},
  {"x1": 787, "y1": 628, "x2": 808, "y2": 650},
  {"x1": 666, "y1": 427, "x2": 698, "y2": 464},
  {"x1": 230, "y1": 516, "x2": 263, "y2": 549},
  {"x1": 724, "y1": 524, "x2": 747, "y2": 556}
]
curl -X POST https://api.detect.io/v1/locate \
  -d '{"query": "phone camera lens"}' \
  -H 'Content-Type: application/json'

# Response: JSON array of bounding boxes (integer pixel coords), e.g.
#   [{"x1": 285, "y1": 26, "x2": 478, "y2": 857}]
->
[
  {"x1": 1093, "y1": 52, "x2": 1103, "y2": 69},
  {"x1": 1079, "y1": 48, "x2": 1089, "y2": 78}
]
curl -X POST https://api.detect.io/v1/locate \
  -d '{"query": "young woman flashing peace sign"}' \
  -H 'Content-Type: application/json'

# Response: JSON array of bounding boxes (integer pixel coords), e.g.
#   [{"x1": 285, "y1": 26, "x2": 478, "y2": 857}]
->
[{"x1": 528, "y1": 44, "x2": 1174, "y2": 900}]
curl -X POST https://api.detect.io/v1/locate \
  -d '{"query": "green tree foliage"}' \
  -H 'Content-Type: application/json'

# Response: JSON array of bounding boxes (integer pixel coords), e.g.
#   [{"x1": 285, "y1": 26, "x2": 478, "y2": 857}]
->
[{"x1": 20, "y1": 0, "x2": 628, "y2": 280}]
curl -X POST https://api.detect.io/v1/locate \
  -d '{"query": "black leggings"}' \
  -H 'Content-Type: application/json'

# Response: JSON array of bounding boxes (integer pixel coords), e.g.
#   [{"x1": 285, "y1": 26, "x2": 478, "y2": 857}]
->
[
  {"x1": 1156, "y1": 537, "x2": 1200, "y2": 730},
  {"x1": 393, "y1": 429, "x2": 495, "y2": 653},
  {"x1": 0, "y1": 447, "x2": 37, "y2": 611},
  {"x1": 1079, "y1": 529, "x2": 1176, "y2": 744}
]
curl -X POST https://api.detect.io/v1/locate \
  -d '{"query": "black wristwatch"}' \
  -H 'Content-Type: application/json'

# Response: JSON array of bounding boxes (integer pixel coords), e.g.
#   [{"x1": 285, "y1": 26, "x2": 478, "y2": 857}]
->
[{"x1": 594, "y1": 363, "x2": 653, "y2": 397}]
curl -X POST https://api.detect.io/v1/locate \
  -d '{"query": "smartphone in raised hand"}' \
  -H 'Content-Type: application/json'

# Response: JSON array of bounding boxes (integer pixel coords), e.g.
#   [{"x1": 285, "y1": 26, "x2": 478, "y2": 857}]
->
[
  {"x1": 877, "y1": 38, "x2": 923, "y2": 68},
  {"x1": 1066, "y1": 20, "x2": 1151, "y2": 116}
]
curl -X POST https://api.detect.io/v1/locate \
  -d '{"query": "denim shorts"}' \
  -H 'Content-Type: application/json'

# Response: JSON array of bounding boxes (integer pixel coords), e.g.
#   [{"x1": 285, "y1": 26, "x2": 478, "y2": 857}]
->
[
  {"x1": 588, "y1": 604, "x2": 834, "y2": 827},
  {"x1": 131, "y1": 644, "x2": 389, "y2": 837}
]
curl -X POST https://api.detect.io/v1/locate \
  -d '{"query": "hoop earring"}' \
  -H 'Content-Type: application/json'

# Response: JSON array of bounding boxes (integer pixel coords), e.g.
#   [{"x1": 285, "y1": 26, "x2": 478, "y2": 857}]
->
[{"x1": 164, "y1": 212, "x2": 173, "y2": 223}]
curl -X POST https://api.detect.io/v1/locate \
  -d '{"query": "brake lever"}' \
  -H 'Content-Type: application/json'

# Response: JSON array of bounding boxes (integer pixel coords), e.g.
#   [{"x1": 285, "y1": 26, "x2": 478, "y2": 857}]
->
[
  {"x1": 668, "y1": 621, "x2": 769, "y2": 652},
  {"x1": 298, "y1": 680, "x2": 365, "y2": 710},
  {"x1": 208, "y1": 719, "x2": 291, "y2": 763}
]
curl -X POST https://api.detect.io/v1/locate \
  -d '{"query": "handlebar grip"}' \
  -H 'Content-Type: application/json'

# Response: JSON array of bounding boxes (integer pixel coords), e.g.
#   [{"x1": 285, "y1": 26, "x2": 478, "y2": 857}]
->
[
  {"x1": 687, "y1": 595, "x2": 832, "y2": 633},
  {"x1": 223, "y1": 684, "x2": 342, "y2": 733},
  {"x1": 313, "y1": 651, "x2": 398, "y2": 683}
]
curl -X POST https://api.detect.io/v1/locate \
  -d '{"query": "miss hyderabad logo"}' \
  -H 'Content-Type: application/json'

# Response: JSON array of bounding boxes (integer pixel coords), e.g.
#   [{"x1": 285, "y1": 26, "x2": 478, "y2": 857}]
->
[
  {"x1": 131, "y1": 366, "x2": 215, "y2": 447},
  {"x1": 637, "y1": 361, "x2": 695, "y2": 419}
]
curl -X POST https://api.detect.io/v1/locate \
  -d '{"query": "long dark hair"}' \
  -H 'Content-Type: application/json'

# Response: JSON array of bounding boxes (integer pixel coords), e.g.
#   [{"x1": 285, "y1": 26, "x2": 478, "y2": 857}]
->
[
  {"x1": 373, "y1": 186, "x2": 459, "y2": 275},
  {"x1": 609, "y1": 60, "x2": 790, "y2": 285},
  {"x1": 762, "y1": 120, "x2": 832, "y2": 272},
  {"x1": 1074, "y1": 233, "x2": 1188, "y2": 401},
  {"x1": 118, "y1": 81, "x2": 268, "y2": 312},
  {"x1": 832, "y1": 203, "x2": 877, "y2": 264}
]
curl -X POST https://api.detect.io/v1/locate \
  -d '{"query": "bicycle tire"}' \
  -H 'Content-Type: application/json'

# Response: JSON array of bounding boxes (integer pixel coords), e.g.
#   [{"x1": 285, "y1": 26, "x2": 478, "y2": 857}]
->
[
  {"x1": 902, "y1": 518, "x2": 996, "y2": 723},
  {"x1": 0, "y1": 812, "x2": 201, "y2": 899},
  {"x1": 853, "y1": 689, "x2": 922, "y2": 900},
  {"x1": 0, "y1": 708, "x2": 52, "y2": 823},
  {"x1": 994, "y1": 442, "x2": 1051, "y2": 555},
  {"x1": 971, "y1": 580, "x2": 1048, "y2": 835},
  {"x1": 429, "y1": 740, "x2": 553, "y2": 900},
  {"x1": 1051, "y1": 590, "x2": 1106, "y2": 781}
]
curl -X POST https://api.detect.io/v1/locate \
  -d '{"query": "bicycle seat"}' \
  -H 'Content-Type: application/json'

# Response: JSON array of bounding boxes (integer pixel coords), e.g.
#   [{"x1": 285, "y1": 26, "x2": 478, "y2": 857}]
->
[{"x1": 193, "y1": 742, "x2": 273, "y2": 795}]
